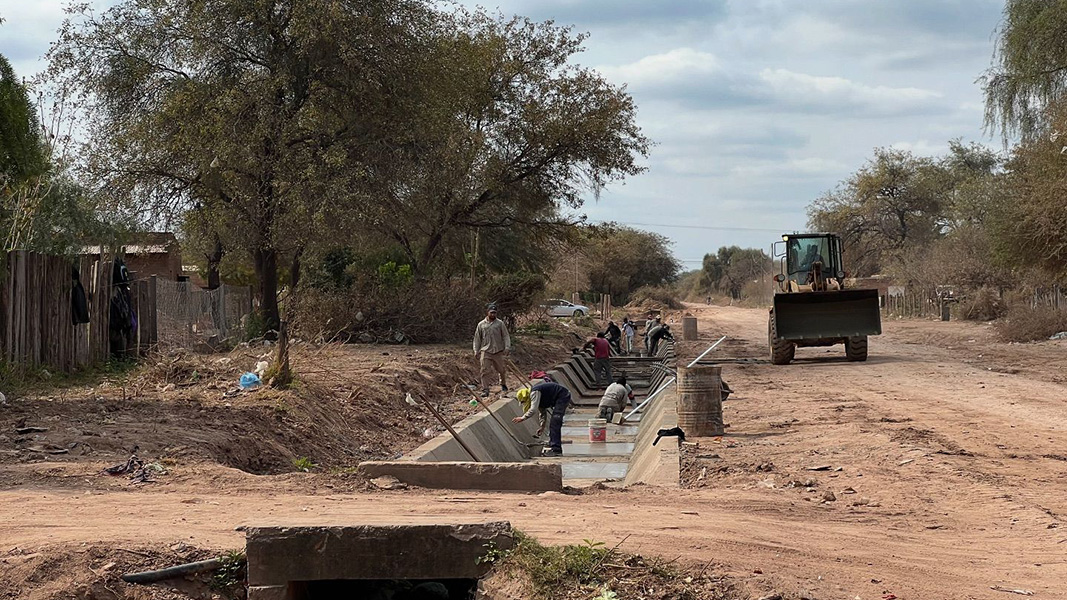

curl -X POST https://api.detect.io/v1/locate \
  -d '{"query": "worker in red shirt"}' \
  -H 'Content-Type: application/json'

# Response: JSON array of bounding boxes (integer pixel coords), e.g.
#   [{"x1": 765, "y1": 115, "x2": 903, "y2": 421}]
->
[{"x1": 582, "y1": 332, "x2": 612, "y2": 388}]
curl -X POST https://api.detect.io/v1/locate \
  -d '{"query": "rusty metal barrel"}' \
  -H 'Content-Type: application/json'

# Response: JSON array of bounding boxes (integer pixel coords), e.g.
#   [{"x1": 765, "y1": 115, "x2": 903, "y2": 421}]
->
[
  {"x1": 676, "y1": 365, "x2": 724, "y2": 436},
  {"x1": 681, "y1": 316, "x2": 698, "y2": 340}
]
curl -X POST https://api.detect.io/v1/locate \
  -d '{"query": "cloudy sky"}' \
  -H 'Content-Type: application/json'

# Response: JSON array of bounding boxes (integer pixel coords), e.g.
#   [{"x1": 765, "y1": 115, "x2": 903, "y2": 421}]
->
[{"x1": 1, "y1": 0, "x2": 1007, "y2": 269}]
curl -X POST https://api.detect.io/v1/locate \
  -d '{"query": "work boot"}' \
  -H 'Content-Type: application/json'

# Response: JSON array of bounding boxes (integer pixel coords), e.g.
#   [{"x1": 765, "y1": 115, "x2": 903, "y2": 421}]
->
[
  {"x1": 542, "y1": 448, "x2": 563, "y2": 457},
  {"x1": 481, "y1": 389, "x2": 490, "y2": 397},
  {"x1": 501, "y1": 384, "x2": 509, "y2": 393}
]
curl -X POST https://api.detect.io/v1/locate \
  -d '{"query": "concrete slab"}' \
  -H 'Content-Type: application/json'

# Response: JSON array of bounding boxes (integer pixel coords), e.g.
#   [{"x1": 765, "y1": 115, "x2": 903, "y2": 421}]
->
[
  {"x1": 561, "y1": 425, "x2": 639, "y2": 437},
  {"x1": 245, "y1": 522, "x2": 513, "y2": 588},
  {"x1": 562, "y1": 462, "x2": 629, "y2": 480},
  {"x1": 359, "y1": 461, "x2": 562, "y2": 492},
  {"x1": 564, "y1": 442, "x2": 635, "y2": 456}
]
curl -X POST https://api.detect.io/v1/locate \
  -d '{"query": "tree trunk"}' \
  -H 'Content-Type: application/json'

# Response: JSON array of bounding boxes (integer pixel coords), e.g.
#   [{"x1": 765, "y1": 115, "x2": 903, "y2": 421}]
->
[
  {"x1": 253, "y1": 246, "x2": 280, "y2": 337},
  {"x1": 205, "y1": 238, "x2": 224, "y2": 290},
  {"x1": 290, "y1": 251, "x2": 302, "y2": 288}
]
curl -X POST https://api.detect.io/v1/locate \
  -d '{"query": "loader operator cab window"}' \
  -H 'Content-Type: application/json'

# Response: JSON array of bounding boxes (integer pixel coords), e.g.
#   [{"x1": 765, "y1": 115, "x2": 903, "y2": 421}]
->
[{"x1": 787, "y1": 238, "x2": 831, "y2": 282}]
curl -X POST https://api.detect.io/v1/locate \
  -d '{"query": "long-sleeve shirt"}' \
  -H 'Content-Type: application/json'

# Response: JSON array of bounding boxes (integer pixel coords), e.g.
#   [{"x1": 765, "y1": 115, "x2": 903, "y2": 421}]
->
[{"x1": 473, "y1": 318, "x2": 510, "y2": 354}]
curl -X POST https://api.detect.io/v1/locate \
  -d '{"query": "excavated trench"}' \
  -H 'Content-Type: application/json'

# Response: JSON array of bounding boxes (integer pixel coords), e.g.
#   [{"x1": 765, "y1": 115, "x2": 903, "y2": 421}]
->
[{"x1": 359, "y1": 339, "x2": 682, "y2": 491}]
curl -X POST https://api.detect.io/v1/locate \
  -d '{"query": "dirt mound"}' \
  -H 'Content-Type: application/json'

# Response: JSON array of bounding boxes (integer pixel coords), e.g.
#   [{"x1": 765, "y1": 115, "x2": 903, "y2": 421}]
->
[
  {"x1": 0, "y1": 543, "x2": 221, "y2": 600},
  {"x1": 1, "y1": 333, "x2": 577, "y2": 476}
]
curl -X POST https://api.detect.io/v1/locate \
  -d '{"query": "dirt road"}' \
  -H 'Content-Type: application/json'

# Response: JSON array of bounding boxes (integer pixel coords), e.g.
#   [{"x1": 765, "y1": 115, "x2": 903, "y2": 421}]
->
[{"x1": 3, "y1": 305, "x2": 1066, "y2": 599}]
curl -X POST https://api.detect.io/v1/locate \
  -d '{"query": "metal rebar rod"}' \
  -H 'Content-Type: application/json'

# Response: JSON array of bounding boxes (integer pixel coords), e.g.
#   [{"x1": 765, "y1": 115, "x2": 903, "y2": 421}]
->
[
  {"x1": 686, "y1": 336, "x2": 727, "y2": 368},
  {"x1": 623, "y1": 376, "x2": 676, "y2": 420}
]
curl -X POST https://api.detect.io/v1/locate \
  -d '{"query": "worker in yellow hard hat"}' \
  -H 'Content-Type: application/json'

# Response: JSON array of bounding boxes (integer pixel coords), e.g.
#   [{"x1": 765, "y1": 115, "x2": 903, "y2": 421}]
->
[{"x1": 513, "y1": 380, "x2": 572, "y2": 457}]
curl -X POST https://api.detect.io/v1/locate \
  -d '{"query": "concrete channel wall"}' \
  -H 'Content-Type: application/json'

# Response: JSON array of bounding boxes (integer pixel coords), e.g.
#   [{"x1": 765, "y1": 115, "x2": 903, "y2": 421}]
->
[
  {"x1": 623, "y1": 386, "x2": 680, "y2": 487},
  {"x1": 359, "y1": 340, "x2": 680, "y2": 491}
]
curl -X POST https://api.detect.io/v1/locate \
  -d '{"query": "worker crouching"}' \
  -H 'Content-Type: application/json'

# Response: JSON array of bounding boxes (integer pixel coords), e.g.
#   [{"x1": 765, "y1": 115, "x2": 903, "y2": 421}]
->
[{"x1": 513, "y1": 381, "x2": 571, "y2": 457}]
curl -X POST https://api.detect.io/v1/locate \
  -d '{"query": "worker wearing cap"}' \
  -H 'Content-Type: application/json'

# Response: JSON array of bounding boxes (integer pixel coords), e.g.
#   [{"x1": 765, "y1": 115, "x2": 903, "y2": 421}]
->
[
  {"x1": 513, "y1": 381, "x2": 571, "y2": 457},
  {"x1": 473, "y1": 303, "x2": 511, "y2": 397}
]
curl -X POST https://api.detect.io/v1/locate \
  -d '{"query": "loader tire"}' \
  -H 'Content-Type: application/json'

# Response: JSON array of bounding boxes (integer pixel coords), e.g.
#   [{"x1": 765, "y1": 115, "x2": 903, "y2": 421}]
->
[
  {"x1": 845, "y1": 336, "x2": 868, "y2": 362},
  {"x1": 768, "y1": 311, "x2": 794, "y2": 365}
]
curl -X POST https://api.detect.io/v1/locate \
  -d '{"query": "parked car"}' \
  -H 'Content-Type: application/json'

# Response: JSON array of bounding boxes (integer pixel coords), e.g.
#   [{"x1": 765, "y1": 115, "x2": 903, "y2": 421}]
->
[{"x1": 541, "y1": 298, "x2": 590, "y2": 318}]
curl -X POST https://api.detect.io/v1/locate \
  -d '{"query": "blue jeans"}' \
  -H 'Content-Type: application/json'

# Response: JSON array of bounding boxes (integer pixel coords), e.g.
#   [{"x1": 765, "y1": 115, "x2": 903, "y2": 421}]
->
[{"x1": 548, "y1": 394, "x2": 570, "y2": 452}]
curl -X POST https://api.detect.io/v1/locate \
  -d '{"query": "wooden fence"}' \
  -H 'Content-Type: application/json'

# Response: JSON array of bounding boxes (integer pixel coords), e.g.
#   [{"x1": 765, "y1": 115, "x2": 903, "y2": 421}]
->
[
  {"x1": 882, "y1": 289, "x2": 940, "y2": 319},
  {"x1": 0, "y1": 251, "x2": 113, "y2": 373}
]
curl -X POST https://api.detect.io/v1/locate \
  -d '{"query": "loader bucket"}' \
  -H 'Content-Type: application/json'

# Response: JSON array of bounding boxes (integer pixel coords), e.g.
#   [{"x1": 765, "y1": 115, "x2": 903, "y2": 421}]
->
[{"x1": 773, "y1": 289, "x2": 882, "y2": 341}]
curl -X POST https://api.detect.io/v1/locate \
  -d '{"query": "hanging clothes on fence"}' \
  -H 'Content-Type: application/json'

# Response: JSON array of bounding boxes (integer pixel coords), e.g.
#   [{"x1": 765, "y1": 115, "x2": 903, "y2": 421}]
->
[{"x1": 71, "y1": 265, "x2": 90, "y2": 325}]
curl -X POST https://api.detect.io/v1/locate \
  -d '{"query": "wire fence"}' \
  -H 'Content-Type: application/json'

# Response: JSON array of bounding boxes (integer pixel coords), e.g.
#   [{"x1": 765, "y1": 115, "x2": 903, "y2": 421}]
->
[{"x1": 153, "y1": 279, "x2": 253, "y2": 349}]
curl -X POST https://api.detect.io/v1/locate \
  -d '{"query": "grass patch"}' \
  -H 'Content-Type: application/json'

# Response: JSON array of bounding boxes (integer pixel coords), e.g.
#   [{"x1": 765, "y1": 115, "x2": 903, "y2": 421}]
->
[
  {"x1": 292, "y1": 456, "x2": 317, "y2": 472},
  {"x1": 489, "y1": 531, "x2": 737, "y2": 600}
]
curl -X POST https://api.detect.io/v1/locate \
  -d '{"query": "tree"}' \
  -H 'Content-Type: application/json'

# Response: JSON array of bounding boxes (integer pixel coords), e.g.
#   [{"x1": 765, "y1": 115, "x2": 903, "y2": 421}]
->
[
  {"x1": 48, "y1": 1, "x2": 648, "y2": 333},
  {"x1": 583, "y1": 224, "x2": 680, "y2": 304},
  {"x1": 1, "y1": 52, "x2": 110, "y2": 253},
  {"x1": 47, "y1": 0, "x2": 442, "y2": 333},
  {"x1": 995, "y1": 104, "x2": 1067, "y2": 279},
  {"x1": 351, "y1": 14, "x2": 649, "y2": 276},
  {"x1": 808, "y1": 148, "x2": 950, "y2": 276},
  {"x1": 983, "y1": 0, "x2": 1067, "y2": 140},
  {"x1": 700, "y1": 246, "x2": 771, "y2": 300}
]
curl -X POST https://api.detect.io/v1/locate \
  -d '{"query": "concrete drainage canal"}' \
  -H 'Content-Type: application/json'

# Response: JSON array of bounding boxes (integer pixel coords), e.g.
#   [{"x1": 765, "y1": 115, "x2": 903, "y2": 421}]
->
[{"x1": 358, "y1": 339, "x2": 688, "y2": 492}]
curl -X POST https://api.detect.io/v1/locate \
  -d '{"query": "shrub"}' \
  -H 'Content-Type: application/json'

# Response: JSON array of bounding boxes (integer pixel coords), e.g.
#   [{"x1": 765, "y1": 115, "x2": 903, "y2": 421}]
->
[
  {"x1": 995, "y1": 304, "x2": 1067, "y2": 342},
  {"x1": 958, "y1": 287, "x2": 1006, "y2": 321},
  {"x1": 626, "y1": 285, "x2": 681, "y2": 309}
]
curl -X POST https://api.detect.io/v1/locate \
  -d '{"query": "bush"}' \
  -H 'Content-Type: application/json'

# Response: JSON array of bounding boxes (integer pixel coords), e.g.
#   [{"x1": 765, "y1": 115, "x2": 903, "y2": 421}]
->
[
  {"x1": 626, "y1": 285, "x2": 682, "y2": 310},
  {"x1": 958, "y1": 287, "x2": 1006, "y2": 321},
  {"x1": 995, "y1": 304, "x2": 1067, "y2": 342},
  {"x1": 293, "y1": 271, "x2": 547, "y2": 344}
]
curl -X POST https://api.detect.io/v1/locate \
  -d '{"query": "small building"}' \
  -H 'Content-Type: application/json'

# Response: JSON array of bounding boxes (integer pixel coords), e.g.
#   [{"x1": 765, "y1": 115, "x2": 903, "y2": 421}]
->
[{"x1": 84, "y1": 232, "x2": 184, "y2": 281}]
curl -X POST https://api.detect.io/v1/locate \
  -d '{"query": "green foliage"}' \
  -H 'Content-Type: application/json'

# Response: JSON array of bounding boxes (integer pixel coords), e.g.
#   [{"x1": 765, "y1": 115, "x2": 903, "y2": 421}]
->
[
  {"x1": 583, "y1": 223, "x2": 681, "y2": 304},
  {"x1": 808, "y1": 143, "x2": 1005, "y2": 278},
  {"x1": 0, "y1": 55, "x2": 47, "y2": 185},
  {"x1": 48, "y1": 1, "x2": 647, "y2": 331},
  {"x1": 292, "y1": 456, "x2": 317, "y2": 472},
  {"x1": 210, "y1": 550, "x2": 247, "y2": 599},
  {"x1": 995, "y1": 106, "x2": 1067, "y2": 279},
  {"x1": 477, "y1": 541, "x2": 514, "y2": 565},
  {"x1": 505, "y1": 532, "x2": 614, "y2": 594},
  {"x1": 377, "y1": 261, "x2": 414, "y2": 287},
  {"x1": 982, "y1": 0, "x2": 1067, "y2": 139},
  {"x1": 700, "y1": 246, "x2": 771, "y2": 300}
]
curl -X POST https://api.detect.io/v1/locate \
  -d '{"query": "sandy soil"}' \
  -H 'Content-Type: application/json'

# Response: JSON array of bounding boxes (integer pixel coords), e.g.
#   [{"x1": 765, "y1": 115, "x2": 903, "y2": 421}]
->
[{"x1": 3, "y1": 305, "x2": 1067, "y2": 599}]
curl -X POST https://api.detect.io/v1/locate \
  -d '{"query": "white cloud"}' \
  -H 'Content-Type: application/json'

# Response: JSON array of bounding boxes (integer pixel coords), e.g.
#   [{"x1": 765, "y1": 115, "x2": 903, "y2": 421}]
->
[{"x1": 758, "y1": 68, "x2": 944, "y2": 115}]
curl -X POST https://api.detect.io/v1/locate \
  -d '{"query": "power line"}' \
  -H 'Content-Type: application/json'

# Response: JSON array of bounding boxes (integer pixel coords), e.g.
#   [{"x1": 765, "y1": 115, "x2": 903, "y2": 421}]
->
[{"x1": 607, "y1": 220, "x2": 785, "y2": 233}]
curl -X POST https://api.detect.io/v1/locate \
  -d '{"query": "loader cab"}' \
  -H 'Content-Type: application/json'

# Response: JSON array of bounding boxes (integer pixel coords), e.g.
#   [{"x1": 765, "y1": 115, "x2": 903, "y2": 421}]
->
[{"x1": 773, "y1": 233, "x2": 845, "y2": 291}]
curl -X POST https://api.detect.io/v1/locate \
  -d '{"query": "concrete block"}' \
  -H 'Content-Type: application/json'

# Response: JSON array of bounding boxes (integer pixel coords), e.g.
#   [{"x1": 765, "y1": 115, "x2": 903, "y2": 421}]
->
[
  {"x1": 359, "y1": 461, "x2": 562, "y2": 492},
  {"x1": 245, "y1": 522, "x2": 514, "y2": 586}
]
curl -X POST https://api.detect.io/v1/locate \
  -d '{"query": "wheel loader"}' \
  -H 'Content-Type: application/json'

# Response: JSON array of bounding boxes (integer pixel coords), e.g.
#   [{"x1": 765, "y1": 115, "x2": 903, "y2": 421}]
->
[{"x1": 767, "y1": 233, "x2": 881, "y2": 364}]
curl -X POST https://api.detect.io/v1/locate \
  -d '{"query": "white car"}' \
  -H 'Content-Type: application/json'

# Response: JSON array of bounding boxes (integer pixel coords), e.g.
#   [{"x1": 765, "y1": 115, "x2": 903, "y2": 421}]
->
[{"x1": 542, "y1": 298, "x2": 590, "y2": 317}]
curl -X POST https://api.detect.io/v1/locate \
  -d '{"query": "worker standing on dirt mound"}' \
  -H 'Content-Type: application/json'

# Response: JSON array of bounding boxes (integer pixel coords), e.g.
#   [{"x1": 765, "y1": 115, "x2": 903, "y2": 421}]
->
[
  {"x1": 583, "y1": 332, "x2": 612, "y2": 387},
  {"x1": 513, "y1": 380, "x2": 572, "y2": 457},
  {"x1": 473, "y1": 303, "x2": 510, "y2": 397},
  {"x1": 597, "y1": 375, "x2": 634, "y2": 422}
]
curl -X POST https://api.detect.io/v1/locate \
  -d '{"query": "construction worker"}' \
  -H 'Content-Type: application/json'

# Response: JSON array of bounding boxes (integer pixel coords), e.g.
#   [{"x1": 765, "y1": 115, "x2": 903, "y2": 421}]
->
[
  {"x1": 597, "y1": 375, "x2": 634, "y2": 422},
  {"x1": 473, "y1": 303, "x2": 510, "y2": 397},
  {"x1": 582, "y1": 332, "x2": 612, "y2": 387},
  {"x1": 604, "y1": 320, "x2": 622, "y2": 353},
  {"x1": 513, "y1": 380, "x2": 571, "y2": 457},
  {"x1": 649, "y1": 323, "x2": 674, "y2": 355},
  {"x1": 622, "y1": 318, "x2": 636, "y2": 354}
]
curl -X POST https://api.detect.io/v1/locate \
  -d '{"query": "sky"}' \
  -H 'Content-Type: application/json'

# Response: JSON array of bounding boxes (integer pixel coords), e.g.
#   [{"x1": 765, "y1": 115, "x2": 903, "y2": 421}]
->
[{"x1": 0, "y1": 0, "x2": 1008, "y2": 270}]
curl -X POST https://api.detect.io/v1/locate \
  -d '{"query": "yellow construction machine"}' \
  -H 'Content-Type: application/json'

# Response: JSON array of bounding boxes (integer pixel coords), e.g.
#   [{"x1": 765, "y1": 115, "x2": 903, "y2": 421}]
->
[{"x1": 768, "y1": 233, "x2": 881, "y2": 364}]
